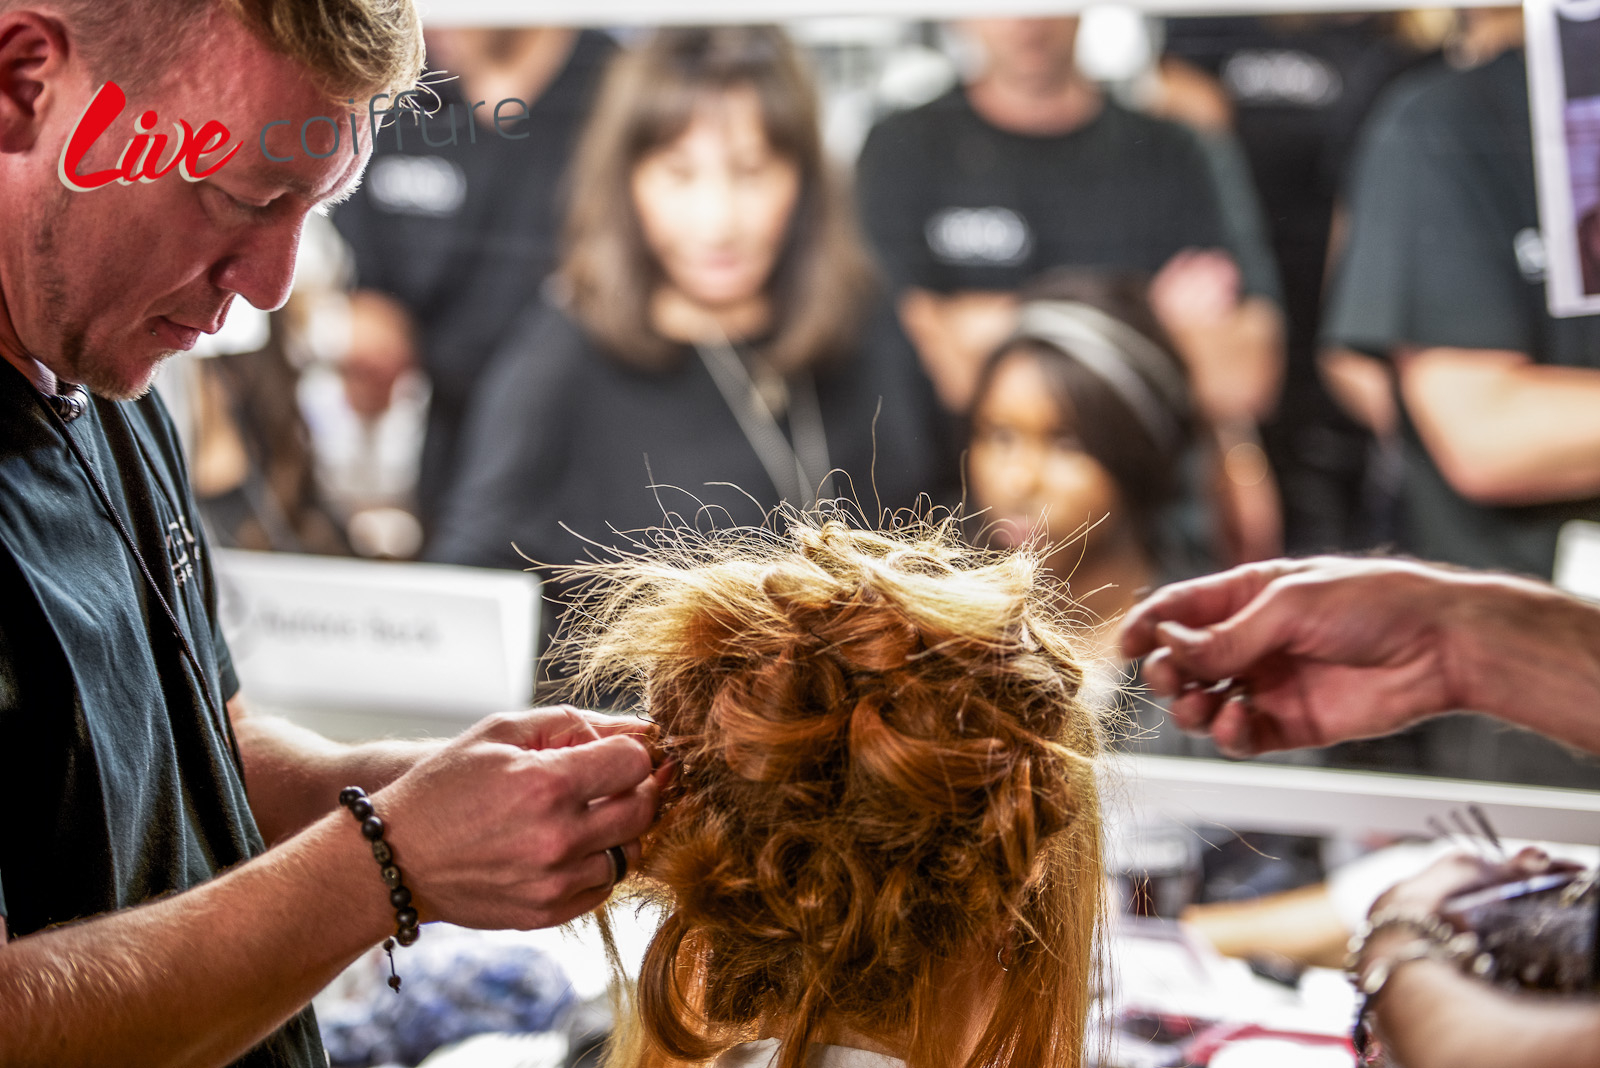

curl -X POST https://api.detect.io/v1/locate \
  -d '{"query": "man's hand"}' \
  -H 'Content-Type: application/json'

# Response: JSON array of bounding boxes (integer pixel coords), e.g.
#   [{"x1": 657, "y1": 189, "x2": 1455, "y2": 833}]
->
[
  {"x1": 374, "y1": 707, "x2": 662, "y2": 931},
  {"x1": 1120, "y1": 557, "x2": 1462, "y2": 756}
]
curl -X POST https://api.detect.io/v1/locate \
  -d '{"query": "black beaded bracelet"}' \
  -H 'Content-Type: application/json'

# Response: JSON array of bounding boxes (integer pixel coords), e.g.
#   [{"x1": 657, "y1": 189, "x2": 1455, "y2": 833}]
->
[{"x1": 338, "y1": 786, "x2": 419, "y2": 991}]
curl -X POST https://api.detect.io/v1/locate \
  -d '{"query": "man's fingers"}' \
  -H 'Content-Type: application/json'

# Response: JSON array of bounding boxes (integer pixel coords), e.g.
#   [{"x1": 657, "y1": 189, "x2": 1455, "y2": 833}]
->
[
  {"x1": 1121, "y1": 562, "x2": 1291, "y2": 658},
  {"x1": 1212, "y1": 694, "x2": 1281, "y2": 758},
  {"x1": 547, "y1": 734, "x2": 654, "y2": 802},
  {"x1": 576, "y1": 838, "x2": 645, "y2": 893},
  {"x1": 1166, "y1": 684, "x2": 1227, "y2": 734},
  {"x1": 578, "y1": 709, "x2": 657, "y2": 739},
  {"x1": 579, "y1": 777, "x2": 659, "y2": 851},
  {"x1": 1152, "y1": 577, "x2": 1300, "y2": 685}
]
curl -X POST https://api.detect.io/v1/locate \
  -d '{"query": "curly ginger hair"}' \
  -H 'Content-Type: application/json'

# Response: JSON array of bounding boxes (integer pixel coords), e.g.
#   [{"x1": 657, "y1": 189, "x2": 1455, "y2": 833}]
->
[{"x1": 557, "y1": 517, "x2": 1108, "y2": 1068}]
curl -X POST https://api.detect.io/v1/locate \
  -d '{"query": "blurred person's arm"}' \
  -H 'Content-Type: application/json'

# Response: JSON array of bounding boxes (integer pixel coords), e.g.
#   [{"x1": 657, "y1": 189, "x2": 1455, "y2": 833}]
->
[
  {"x1": 1149, "y1": 248, "x2": 1284, "y2": 424},
  {"x1": 1320, "y1": 347, "x2": 1399, "y2": 438},
  {"x1": 1398, "y1": 346, "x2": 1600, "y2": 505},
  {"x1": 895, "y1": 288, "x2": 1019, "y2": 412},
  {"x1": 1149, "y1": 55, "x2": 1233, "y2": 133},
  {"x1": 1370, "y1": 955, "x2": 1600, "y2": 1068},
  {"x1": 341, "y1": 289, "x2": 418, "y2": 418},
  {"x1": 1354, "y1": 849, "x2": 1600, "y2": 1068},
  {"x1": 1181, "y1": 883, "x2": 1349, "y2": 968}
]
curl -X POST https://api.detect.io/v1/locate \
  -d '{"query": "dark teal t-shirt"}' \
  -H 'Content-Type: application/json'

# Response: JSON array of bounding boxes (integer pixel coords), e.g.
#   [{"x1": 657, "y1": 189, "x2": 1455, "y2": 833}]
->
[{"x1": 0, "y1": 361, "x2": 323, "y2": 1067}]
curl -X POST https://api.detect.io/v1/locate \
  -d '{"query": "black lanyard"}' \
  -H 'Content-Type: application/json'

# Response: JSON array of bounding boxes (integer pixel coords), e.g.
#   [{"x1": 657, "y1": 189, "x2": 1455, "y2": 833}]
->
[{"x1": 35, "y1": 388, "x2": 245, "y2": 774}]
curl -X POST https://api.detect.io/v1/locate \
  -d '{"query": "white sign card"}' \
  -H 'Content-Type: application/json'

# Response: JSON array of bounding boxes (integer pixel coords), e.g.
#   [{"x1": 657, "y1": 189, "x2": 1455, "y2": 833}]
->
[
  {"x1": 1554, "y1": 518, "x2": 1600, "y2": 601},
  {"x1": 214, "y1": 550, "x2": 540, "y2": 717},
  {"x1": 1527, "y1": 0, "x2": 1600, "y2": 316}
]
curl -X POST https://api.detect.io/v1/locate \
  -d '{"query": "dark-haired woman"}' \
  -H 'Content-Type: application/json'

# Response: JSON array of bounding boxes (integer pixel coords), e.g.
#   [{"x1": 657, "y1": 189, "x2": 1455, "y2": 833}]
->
[
  {"x1": 427, "y1": 27, "x2": 950, "y2": 658},
  {"x1": 968, "y1": 272, "x2": 1195, "y2": 664}
]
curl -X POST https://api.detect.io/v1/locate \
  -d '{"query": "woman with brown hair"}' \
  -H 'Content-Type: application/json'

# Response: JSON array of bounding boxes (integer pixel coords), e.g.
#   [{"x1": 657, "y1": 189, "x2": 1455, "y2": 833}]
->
[
  {"x1": 427, "y1": 28, "x2": 950, "y2": 651},
  {"x1": 557, "y1": 516, "x2": 1107, "y2": 1068}
]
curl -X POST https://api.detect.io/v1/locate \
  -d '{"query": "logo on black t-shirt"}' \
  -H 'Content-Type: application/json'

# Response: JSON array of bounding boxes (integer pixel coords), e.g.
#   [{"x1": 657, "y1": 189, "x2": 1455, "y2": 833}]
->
[
  {"x1": 1513, "y1": 227, "x2": 1548, "y2": 283},
  {"x1": 166, "y1": 514, "x2": 199, "y2": 587},
  {"x1": 368, "y1": 155, "x2": 467, "y2": 217},
  {"x1": 924, "y1": 206, "x2": 1033, "y2": 267}
]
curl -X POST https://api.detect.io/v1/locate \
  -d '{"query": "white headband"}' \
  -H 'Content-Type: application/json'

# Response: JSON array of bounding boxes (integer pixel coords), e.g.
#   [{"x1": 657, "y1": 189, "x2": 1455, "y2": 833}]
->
[{"x1": 1009, "y1": 300, "x2": 1188, "y2": 455}]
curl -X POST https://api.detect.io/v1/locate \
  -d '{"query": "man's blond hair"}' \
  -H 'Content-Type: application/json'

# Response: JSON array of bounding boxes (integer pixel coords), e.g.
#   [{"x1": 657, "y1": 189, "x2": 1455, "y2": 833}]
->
[{"x1": 6, "y1": 0, "x2": 423, "y2": 98}]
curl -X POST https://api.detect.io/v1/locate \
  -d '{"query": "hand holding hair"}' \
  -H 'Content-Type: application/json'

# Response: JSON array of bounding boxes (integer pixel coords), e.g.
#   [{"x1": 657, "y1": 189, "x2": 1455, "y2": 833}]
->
[{"x1": 368, "y1": 706, "x2": 659, "y2": 932}]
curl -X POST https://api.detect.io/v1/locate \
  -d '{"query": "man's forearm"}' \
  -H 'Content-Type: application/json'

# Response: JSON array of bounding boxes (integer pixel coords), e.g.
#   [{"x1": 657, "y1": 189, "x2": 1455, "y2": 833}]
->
[
  {"x1": 1444, "y1": 572, "x2": 1600, "y2": 756},
  {"x1": 230, "y1": 702, "x2": 441, "y2": 845},
  {"x1": 0, "y1": 811, "x2": 391, "y2": 1068}
]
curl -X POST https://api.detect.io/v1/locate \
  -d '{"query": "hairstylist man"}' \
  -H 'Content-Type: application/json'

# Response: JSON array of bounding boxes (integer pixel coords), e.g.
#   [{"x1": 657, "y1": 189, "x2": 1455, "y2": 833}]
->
[
  {"x1": 0, "y1": 4, "x2": 659, "y2": 1066},
  {"x1": 1121, "y1": 557, "x2": 1600, "y2": 1067}
]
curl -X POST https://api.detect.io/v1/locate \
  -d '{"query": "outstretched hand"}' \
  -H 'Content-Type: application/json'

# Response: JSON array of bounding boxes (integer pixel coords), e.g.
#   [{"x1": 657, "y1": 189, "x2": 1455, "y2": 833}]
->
[
  {"x1": 1120, "y1": 557, "x2": 1466, "y2": 757},
  {"x1": 374, "y1": 706, "x2": 665, "y2": 931}
]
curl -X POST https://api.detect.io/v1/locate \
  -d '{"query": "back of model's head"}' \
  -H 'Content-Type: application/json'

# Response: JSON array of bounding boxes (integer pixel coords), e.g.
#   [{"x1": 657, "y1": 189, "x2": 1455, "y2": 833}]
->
[
  {"x1": 562, "y1": 25, "x2": 876, "y2": 376},
  {"x1": 3, "y1": 0, "x2": 424, "y2": 99},
  {"x1": 562, "y1": 517, "x2": 1106, "y2": 1068}
]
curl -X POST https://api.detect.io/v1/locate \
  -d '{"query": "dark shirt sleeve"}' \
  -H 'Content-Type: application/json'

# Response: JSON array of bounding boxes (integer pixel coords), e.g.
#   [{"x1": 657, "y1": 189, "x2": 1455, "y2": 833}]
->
[
  {"x1": 1323, "y1": 79, "x2": 1531, "y2": 357},
  {"x1": 424, "y1": 304, "x2": 581, "y2": 571},
  {"x1": 1195, "y1": 130, "x2": 1284, "y2": 305},
  {"x1": 856, "y1": 113, "x2": 935, "y2": 295}
]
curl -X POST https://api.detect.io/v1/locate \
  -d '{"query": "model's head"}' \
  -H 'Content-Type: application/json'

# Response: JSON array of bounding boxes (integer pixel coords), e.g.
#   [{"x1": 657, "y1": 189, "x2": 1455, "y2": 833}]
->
[
  {"x1": 562, "y1": 26, "x2": 875, "y2": 373},
  {"x1": 0, "y1": 0, "x2": 422, "y2": 398},
  {"x1": 968, "y1": 272, "x2": 1191, "y2": 575},
  {"x1": 561, "y1": 517, "x2": 1106, "y2": 1068}
]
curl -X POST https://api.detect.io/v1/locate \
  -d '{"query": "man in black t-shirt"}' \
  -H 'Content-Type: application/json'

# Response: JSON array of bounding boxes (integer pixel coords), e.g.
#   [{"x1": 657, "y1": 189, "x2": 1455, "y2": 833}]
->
[
  {"x1": 331, "y1": 28, "x2": 615, "y2": 533},
  {"x1": 1163, "y1": 15, "x2": 1431, "y2": 554},
  {"x1": 1323, "y1": 47, "x2": 1600, "y2": 581},
  {"x1": 0, "y1": 5, "x2": 658, "y2": 1065},
  {"x1": 857, "y1": 17, "x2": 1286, "y2": 562},
  {"x1": 857, "y1": 18, "x2": 1283, "y2": 424}
]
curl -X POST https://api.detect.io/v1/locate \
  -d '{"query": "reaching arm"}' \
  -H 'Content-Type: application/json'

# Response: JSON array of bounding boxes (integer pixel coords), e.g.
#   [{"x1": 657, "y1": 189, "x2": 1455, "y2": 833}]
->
[
  {"x1": 1120, "y1": 557, "x2": 1600, "y2": 757},
  {"x1": 1399, "y1": 346, "x2": 1600, "y2": 505},
  {"x1": 0, "y1": 707, "x2": 660, "y2": 1067}
]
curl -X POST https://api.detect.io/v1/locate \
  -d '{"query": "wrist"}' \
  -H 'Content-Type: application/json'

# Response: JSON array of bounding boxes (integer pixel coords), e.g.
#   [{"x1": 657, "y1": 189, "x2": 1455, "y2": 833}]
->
[{"x1": 1444, "y1": 571, "x2": 1600, "y2": 729}]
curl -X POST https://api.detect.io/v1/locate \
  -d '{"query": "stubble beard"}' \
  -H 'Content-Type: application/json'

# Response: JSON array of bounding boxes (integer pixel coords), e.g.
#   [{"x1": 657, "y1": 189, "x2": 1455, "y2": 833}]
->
[{"x1": 30, "y1": 195, "x2": 169, "y2": 402}]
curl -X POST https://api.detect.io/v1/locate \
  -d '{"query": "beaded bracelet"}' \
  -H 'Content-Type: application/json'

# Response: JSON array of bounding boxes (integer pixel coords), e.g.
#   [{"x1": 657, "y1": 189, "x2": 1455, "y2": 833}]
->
[{"x1": 339, "y1": 786, "x2": 419, "y2": 991}]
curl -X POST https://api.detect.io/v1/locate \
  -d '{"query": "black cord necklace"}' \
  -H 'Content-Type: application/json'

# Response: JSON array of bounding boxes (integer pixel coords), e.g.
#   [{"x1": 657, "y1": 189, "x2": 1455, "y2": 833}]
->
[{"x1": 33, "y1": 382, "x2": 243, "y2": 772}]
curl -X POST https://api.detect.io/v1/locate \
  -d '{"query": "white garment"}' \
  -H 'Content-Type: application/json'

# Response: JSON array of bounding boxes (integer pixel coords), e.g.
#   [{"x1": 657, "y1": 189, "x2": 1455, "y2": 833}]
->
[{"x1": 713, "y1": 1038, "x2": 906, "y2": 1068}]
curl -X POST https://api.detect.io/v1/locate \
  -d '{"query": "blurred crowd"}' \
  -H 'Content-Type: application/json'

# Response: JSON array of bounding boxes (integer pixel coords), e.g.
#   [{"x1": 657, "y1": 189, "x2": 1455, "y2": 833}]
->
[{"x1": 167, "y1": 11, "x2": 1600, "y2": 786}]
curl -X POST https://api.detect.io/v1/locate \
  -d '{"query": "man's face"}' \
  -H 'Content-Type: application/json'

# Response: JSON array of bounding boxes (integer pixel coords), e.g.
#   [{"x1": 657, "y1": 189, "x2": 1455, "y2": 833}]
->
[
  {"x1": 3, "y1": 13, "x2": 370, "y2": 398},
  {"x1": 962, "y1": 18, "x2": 1081, "y2": 89}
]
